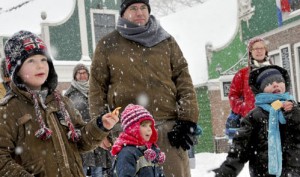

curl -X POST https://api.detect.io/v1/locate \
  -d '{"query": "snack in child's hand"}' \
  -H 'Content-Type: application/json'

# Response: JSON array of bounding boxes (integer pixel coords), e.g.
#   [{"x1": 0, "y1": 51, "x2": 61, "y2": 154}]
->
[
  {"x1": 112, "y1": 107, "x2": 122, "y2": 116},
  {"x1": 271, "y1": 100, "x2": 283, "y2": 110}
]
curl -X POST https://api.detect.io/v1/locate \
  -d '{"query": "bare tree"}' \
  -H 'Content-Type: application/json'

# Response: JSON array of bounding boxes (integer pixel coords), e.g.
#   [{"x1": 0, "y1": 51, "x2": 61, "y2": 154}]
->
[{"x1": 150, "y1": 0, "x2": 206, "y2": 18}]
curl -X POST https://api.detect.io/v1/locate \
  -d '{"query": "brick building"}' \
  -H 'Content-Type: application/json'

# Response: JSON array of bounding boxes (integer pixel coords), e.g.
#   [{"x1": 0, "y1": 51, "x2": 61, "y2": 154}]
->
[{"x1": 206, "y1": 0, "x2": 300, "y2": 152}]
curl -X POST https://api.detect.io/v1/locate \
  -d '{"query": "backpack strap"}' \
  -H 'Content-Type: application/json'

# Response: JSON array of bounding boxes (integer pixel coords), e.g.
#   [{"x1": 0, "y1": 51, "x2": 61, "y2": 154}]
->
[
  {"x1": 112, "y1": 155, "x2": 155, "y2": 177},
  {"x1": 136, "y1": 156, "x2": 155, "y2": 174}
]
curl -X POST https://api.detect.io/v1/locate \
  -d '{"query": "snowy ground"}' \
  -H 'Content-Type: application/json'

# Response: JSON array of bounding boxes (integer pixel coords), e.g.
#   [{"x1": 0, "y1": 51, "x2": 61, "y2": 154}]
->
[{"x1": 191, "y1": 153, "x2": 250, "y2": 177}]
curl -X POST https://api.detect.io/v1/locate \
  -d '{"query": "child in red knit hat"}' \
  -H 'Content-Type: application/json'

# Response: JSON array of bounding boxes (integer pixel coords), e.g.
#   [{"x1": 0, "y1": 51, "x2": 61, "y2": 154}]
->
[{"x1": 111, "y1": 104, "x2": 165, "y2": 177}]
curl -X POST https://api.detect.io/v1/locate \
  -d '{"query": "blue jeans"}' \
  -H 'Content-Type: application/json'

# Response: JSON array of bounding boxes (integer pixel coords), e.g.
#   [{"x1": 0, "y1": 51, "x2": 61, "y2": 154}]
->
[{"x1": 83, "y1": 166, "x2": 103, "y2": 177}]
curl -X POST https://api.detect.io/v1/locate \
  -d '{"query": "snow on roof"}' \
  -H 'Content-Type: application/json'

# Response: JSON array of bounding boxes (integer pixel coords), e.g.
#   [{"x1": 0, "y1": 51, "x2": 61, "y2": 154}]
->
[
  {"x1": 160, "y1": 0, "x2": 238, "y2": 85},
  {"x1": 0, "y1": 0, "x2": 74, "y2": 36}
]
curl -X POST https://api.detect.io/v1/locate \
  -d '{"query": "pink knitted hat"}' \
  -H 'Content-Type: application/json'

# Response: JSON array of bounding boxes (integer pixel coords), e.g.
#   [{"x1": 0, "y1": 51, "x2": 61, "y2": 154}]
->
[{"x1": 121, "y1": 104, "x2": 154, "y2": 131}]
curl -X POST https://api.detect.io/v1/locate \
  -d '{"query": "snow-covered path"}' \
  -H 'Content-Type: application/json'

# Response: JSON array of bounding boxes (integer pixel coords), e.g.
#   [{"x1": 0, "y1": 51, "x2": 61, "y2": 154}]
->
[{"x1": 191, "y1": 152, "x2": 250, "y2": 177}]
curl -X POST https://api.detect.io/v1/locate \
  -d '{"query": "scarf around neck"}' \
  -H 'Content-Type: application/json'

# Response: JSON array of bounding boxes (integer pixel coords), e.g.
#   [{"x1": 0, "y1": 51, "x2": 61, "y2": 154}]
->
[
  {"x1": 116, "y1": 15, "x2": 171, "y2": 47},
  {"x1": 71, "y1": 80, "x2": 89, "y2": 97},
  {"x1": 255, "y1": 92, "x2": 294, "y2": 177}
]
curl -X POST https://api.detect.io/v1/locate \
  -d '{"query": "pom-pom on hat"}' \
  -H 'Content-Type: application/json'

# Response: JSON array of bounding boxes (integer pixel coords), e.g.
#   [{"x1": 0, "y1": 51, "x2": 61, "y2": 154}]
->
[
  {"x1": 120, "y1": 0, "x2": 151, "y2": 16},
  {"x1": 249, "y1": 65, "x2": 290, "y2": 94}
]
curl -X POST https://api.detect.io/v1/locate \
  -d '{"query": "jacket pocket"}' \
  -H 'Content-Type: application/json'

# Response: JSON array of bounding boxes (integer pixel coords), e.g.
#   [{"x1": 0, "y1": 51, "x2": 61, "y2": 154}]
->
[
  {"x1": 17, "y1": 114, "x2": 45, "y2": 175},
  {"x1": 17, "y1": 114, "x2": 32, "y2": 125}
]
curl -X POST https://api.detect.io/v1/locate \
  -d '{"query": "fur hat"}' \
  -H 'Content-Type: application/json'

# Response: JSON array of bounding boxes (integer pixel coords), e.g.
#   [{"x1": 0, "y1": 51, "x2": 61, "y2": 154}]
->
[
  {"x1": 73, "y1": 63, "x2": 89, "y2": 80},
  {"x1": 249, "y1": 65, "x2": 290, "y2": 94},
  {"x1": 247, "y1": 37, "x2": 270, "y2": 70},
  {"x1": 120, "y1": 0, "x2": 151, "y2": 16},
  {"x1": 4, "y1": 30, "x2": 57, "y2": 93}
]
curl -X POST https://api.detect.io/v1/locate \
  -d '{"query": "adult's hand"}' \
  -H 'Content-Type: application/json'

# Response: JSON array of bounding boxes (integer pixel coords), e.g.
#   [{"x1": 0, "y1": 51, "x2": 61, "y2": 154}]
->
[{"x1": 102, "y1": 112, "x2": 119, "y2": 130}]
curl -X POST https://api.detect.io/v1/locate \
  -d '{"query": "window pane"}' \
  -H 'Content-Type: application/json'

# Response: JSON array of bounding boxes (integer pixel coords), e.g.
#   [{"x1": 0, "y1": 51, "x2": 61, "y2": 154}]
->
[
  {"x1": 290, "y1": 0, "x2": 300, "y2": 11},
  {"x1": 93, "y1": 13, "x2": 116, "y2": 43}
]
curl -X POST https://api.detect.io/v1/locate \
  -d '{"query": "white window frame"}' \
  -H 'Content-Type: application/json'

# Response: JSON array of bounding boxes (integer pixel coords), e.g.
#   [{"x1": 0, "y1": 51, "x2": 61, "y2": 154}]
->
[
  {"x1": 268, "y1": 49, "x2": 282, "y2": 67},
  {"x1": 219, "y1": 75, "x2": 234, "y2": 101},
  {"x1": 294, "y1": 42, "x2": 300, "y2": 101},
  {"x1": 278, "y1": 44, "x2": 296, "y2": 97},
  {"x1": 282, "y1": 8, "x2": 300, "y2": 21}
]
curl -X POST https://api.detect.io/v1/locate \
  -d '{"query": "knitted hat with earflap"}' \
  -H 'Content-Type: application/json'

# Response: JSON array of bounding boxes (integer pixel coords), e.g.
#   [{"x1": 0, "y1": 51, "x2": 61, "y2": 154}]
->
[
  {"x1": 0, "y1": 58, "x2": 10, "y2": 89},
  {"x1": 73, "y1": 63, "x2": 90, "y2": 80},
  {"x1": 120, "y1": 0, "x2": 151, "y2": 16},
  {"x1": 111, "y1": 104, "x2": 165, "y2": 164},
  {"x1": 4, "y1": 30, "x2": 80, "y2": 142},
  {"x1": 249, "y1": 65, "x2": 290, "y2": 94},
  {"x1": 247, "y1": 37, "x2": 271, "y2": 71}
]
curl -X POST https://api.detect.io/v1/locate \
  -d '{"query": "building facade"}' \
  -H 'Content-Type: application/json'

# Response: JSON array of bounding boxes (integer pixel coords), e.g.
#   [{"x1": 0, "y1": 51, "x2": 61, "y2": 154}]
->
[{"x1": 206, "y1": 0, "x2": 300, "y2": 152}]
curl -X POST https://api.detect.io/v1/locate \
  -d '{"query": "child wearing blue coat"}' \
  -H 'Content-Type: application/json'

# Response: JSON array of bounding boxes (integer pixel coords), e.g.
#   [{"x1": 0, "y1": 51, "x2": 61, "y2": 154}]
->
[{"x1": 111, "y1": 104, "x2": 165, "y2": 177}]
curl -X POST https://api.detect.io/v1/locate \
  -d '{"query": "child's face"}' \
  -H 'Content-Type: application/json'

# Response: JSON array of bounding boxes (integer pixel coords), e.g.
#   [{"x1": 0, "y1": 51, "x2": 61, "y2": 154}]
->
[
  {"x1": 140, "y1": 120, "x2": 153, "y2": 142},
  {"x1": 263, "y1": 81, "x2": 286, "y2": 94},
  {"x1": 17, "y1": 54, "x2": 49, "y2": 90}
]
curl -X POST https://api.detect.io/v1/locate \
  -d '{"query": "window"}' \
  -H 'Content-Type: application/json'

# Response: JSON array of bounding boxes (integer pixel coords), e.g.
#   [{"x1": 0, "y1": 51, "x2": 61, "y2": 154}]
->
[
  {"x1": 90, "y1": 9, "x2": 118, "y2": 49},
  {"x1": 294, "y1": 43, "x2": 300, "y2": 101},
  {"x1": 269, "y1": 53, "x2": 282, "y2": 66},
  {"x1": 290, "y1": 0, "x2": 300, "y2": 11},
  {"x1": 93, "y1": 14, "x2": 115, "y2": 42},
  {"x1": 281, "y1": 0, "x2": 300, "y2": 21},
  {"x1": 219, "y1": 75, "x2": 234, "y2": 100}
]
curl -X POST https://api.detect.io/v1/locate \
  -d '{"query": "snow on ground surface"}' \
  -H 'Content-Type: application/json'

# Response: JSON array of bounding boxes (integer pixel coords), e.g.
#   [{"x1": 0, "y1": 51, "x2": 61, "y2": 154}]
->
[{"x1": 191, "y1": 152, "x2": 250, "y2": 177}]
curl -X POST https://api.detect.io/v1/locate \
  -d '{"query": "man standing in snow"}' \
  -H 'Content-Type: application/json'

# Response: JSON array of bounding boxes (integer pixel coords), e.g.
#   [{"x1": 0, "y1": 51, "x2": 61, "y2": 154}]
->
[{"x1": 89, "y1": 0, "x2": 200, "y2": 176}]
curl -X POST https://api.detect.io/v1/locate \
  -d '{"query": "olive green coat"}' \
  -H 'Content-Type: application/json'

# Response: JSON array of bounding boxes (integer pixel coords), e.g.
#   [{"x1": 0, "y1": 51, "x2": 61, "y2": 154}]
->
[
  {"x1": 0, "y1": 83, "x2": 109, "y2": 177},
  {"x1": 89, "y1": 30, "x2": 199, "y2": 177},
  {"x1": 89, "y1": 30, "x2": 199, "y2": 123}
]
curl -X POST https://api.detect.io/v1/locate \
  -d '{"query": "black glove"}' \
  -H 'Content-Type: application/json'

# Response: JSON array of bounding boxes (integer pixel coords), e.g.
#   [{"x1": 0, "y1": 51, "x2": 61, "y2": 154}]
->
[{"x1": 167, "y1": 120, "x2": 198, "y2": 151}]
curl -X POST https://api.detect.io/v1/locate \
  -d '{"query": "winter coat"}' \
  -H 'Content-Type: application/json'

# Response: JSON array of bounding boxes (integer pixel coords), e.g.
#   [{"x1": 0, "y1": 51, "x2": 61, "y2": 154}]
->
[
  {"x1": 228, "y1": 67, "x2": 255, "y2": 117},
  {"x1": 89, "y1": 30, "x2": 198, "y2": 177},
  {"x1": 0, "y1": 83, "x2": 109, "y2": 177},
  {"x1": 65, "y1": 85, "x2": 90, "y2": 122},
  {"x1": 114, "y1": 146, "x2": 164, "y2": 177},
  {"x1": 89, "y1": 30, "x2": 199, "y2": 123},
  {"x1": 65, "y1": 85, "x2": 105, "y2": 168},
  {"x1": 0, "y1": 82, "x2": 7, "y2": 99},
  {"x1": 214, "y1": 105, "x2": 300, "y2": 177}
]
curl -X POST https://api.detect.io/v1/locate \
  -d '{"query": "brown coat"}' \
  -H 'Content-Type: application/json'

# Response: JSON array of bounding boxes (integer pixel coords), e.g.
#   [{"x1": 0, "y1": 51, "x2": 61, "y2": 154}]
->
[
  {"x1": 0, "y1": 83, "x2": 109, "y2": 177},
  {"x1": 89, "y1": 30, "x2": 199, "y2": 177},
  {"x1": 0, "y1": 83, "x2": 7, "y2": 99},
  {"x1": 89, "y1": 30, "x2": 199, "y2": 123}
]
